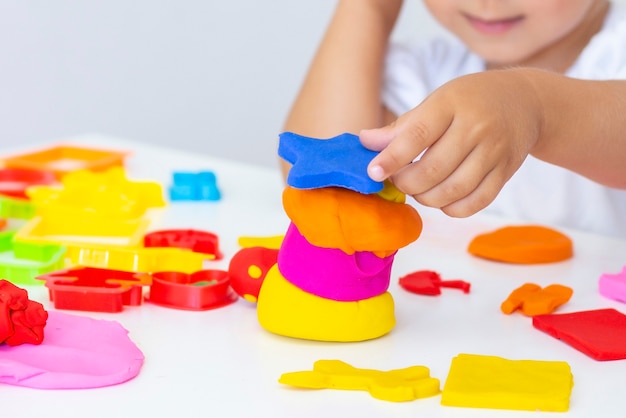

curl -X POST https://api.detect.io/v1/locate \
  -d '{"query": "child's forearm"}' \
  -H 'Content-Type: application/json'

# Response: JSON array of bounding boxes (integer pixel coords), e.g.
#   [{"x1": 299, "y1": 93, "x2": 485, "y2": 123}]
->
[
  {"x1": 525, "y1": 69, "x2": 626, "y2": 189},
  {"x1": 282, "y1": 0, "x2": 402, "y2": 138}
]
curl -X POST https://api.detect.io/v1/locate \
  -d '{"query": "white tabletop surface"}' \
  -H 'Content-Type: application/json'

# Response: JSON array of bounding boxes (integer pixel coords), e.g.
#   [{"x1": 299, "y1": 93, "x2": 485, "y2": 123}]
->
[{"x1": 2, "y1": 134, "x2": 626, "y2": 418}]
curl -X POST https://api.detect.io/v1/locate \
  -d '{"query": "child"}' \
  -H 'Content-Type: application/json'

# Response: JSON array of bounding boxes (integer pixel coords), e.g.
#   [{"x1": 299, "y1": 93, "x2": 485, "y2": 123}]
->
[{"x1": 281, "y1": 0, "x2": 626, "y2": 237}]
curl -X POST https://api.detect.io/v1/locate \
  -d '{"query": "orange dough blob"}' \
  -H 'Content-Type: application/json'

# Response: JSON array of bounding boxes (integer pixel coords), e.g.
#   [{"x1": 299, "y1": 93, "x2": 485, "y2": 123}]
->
[
  {"x1": 468, "y1": 225, "x2": 573, "y2": 264},
  {"x1": 282, "y1": 186, "x2": 422, "y2": 257}
]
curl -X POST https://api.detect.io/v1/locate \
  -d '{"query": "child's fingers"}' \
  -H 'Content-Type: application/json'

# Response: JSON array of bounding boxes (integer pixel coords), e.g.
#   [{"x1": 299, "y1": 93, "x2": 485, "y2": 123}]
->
[
  {"x1": 390, "y1": 119, "x2": 477, "y2": 197},
  {"x1": 359, "y1": 125, "x2": 395, "y2": 152},
  {"x1": 361, "y1": 99, "x2": 453, "y2": 182}
]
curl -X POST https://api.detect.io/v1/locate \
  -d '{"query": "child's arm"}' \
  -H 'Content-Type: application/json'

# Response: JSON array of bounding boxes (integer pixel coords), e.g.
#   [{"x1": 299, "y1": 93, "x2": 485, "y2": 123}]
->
[
  {"x1": 361, "y1": 68, "x2": 626, "y2": 217},
  {"x1": 281, "y1": 0, "x2": 403, "y2": 177}
]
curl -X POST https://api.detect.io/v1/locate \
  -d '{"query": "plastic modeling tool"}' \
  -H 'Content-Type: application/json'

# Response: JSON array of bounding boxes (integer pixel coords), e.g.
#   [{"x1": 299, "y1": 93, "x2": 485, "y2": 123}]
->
[
  {"x1": 65, "y1": 244, "x2": 209, "y2": 273},
  {"x1": 0, "y1": 168, "x2": 57, "y2": 199},
  {"x1": 149, "y1": 270, "x2": 238, "y2": 310},
  {"x1": 398, "y1": 270, "x2": 470, "y2": 296},
  {"x1": 0, "y1": 195, "x2": 36, "y2": 220},
  {"x1": 0, "y1": 232, "x2": 66, "y2": 285},
  {"x1": 26, "y1": 167, "x2": 165, "y2": 220},
  {"x1": 169, "y1": 171, "x2": 221, "y2": 201},
  {"x1": 144, "y1": 229, "x2": 222, "y2": 259},
  {"x1": 38, "y1": 267, "x2": 152, "y2": 313},
  {"x1": 15, "y1": 215, "x2": 150, "y2": 248},
  {"x1": 278, "y1": 132, "x2": 383, "y2": 194},
  {"x1": 1, "y1": 144, "x2": 129, "y2": 179},
  {"x1": 279, "y1": 360, "x2": 440, "y2": 402}
]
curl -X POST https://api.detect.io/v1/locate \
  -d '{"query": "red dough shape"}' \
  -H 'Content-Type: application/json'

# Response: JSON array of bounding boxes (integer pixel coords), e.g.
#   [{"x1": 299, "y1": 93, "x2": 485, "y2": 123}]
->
[
  {"x1": 398, "y1": 270, "x2": 471, "y2": 296},
  {"x1": 533, "y1": 308, "x2": 626, "y2": 361},
  {"x1": 0, "y1": 280, "x2": 48, "y2": 346},
  {"x1": 228, "y1": 246, "x2": 279, "y2": 302}
]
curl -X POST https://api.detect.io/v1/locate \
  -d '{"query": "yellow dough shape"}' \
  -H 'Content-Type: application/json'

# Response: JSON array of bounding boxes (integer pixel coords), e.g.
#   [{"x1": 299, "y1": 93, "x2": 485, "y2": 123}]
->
[
  {"x1": 375, "y1": 180, "x2": 406, "y2": 203},
  {"x1": 257, "y1": 265, "x2": 395, "y2": 342},
  {"x1": 279, "y1": 359, "x2": 440, "y2": 402},
  {"x1": 441, "y1": 354, "x2": 574, "y2": 412},
  {"x1": 237, "y1": 235, "x2": 283, "y2": 250}
]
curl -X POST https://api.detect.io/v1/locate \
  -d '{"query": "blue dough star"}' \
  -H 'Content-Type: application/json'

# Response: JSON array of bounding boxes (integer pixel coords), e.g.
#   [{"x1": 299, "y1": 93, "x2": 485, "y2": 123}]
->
[{"x1": 278, "y1": 132, "x2": 383, "y2": 194}]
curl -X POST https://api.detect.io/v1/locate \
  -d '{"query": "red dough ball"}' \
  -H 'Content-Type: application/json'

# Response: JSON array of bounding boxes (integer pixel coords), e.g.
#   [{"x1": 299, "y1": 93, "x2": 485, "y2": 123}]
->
[{"x1": 228, "y1": 247, "x2": 279, "y2": 302}]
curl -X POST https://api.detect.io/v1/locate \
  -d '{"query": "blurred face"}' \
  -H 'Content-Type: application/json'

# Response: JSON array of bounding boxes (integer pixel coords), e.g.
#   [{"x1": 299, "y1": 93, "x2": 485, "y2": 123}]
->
[{"x1": 423, "y1": 0, "x2": 609, "y2": 69}]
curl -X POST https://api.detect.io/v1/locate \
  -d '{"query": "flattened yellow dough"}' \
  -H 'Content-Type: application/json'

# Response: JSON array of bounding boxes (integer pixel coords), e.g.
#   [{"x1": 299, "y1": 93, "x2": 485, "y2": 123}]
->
[
  {"x1": 441, "y1": 354, "x2": 574, "y2": 412},
  {"x1": 257, "y1": 265, "x2": 395, "y2": 342}
]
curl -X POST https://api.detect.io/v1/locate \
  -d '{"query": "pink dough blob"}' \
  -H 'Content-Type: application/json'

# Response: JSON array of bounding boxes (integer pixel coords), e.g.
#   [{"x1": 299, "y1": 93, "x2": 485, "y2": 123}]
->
[
  {"x1": 277, "y1": 222, "x2": 395, "y2": 301},
  {"x1": 599, "y1": 266, "x2": 626, "y2": 303},
  {"x1": 0, "y1": 311, "x2": 144, "y2": 389}
]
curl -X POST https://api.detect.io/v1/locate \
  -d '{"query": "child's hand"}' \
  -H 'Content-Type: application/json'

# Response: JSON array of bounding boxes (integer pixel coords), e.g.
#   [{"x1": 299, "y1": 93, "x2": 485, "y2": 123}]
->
[{"x1": 361, "y1": 70, "x2": 544, "y2": 217}]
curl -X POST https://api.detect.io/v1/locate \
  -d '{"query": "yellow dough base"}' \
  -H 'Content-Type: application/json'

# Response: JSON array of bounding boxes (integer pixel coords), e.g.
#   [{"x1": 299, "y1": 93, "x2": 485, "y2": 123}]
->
[{"x1": 257, "y1": 265, "x2": 395, "y2": 342}]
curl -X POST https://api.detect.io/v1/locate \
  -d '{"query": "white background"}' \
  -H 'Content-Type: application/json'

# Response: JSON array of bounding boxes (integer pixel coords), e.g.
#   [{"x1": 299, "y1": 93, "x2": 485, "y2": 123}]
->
[{"x1": 1, "y1": 0, "x2": 623, "y2": 167}]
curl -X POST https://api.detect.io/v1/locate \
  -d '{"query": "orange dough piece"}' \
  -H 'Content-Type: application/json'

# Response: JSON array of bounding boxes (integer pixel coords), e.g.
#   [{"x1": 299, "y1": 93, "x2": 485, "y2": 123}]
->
[
  {"x1": 282, "y1": 187, "x2": 422, "y2": 257},
  {"x1": 468, "y1": 225, "x2": 573, "y2": 264},
  {"x1": 501, "y1": 283, "x2": 573, "y2": 316},
  {"x1": 521, "y1": 284, "x2": 573, "y2": 317},
  {"x1": 501, "y1": 283, "x2": 542, "y2": 315}
]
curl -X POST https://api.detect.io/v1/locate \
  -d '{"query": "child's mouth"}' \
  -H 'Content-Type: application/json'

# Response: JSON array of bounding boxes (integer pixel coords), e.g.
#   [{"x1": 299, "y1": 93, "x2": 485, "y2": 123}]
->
[{"x1": 464, "y1": 14, "x2": 524, "y2": 35}]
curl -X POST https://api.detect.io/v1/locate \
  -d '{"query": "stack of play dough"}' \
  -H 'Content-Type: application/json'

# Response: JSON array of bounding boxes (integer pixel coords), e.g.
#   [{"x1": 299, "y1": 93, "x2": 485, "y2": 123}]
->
[{"x1": 257, "y1": 132, "x2": 423, "y2": 342}]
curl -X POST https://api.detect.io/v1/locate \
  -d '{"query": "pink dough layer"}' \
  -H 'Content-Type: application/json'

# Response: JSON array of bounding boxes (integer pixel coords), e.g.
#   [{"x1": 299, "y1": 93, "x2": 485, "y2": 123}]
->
[
  {"x1": 0, "y1": 311, "x2": 144, "y2": 389},
  {"x1": 277, "y1": 222, "x2": 395, "y2": 301}
]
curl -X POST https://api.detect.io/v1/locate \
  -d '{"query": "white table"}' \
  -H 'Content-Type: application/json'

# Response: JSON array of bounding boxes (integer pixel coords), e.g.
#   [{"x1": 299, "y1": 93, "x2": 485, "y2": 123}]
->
[{"x1": 2, "y1": 134, "x2": 626, "y2": 418}]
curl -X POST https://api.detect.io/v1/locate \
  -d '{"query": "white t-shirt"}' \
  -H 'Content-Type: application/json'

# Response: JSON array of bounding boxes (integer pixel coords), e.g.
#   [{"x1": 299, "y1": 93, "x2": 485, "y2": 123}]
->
[{"x1": 382, "y1": 3, "x2": 626, "y2": 238}]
